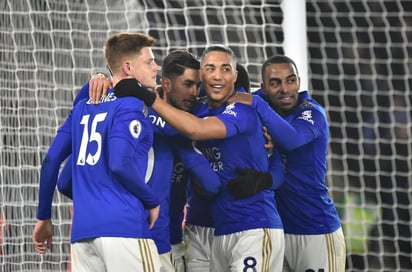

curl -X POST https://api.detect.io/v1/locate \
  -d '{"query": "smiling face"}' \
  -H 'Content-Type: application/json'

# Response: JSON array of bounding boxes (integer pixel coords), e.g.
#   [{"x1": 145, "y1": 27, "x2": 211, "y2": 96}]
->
[
  {"x1": 261, "y1": 62, "x2": 301, "y2": 116},
  {"x1": 200, "y1": 50, "x2": 237, "y2": 108}
]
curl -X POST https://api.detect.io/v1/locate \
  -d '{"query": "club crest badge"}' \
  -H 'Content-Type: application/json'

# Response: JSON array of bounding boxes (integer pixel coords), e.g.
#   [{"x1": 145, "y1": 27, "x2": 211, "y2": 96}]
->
[{"x1": 297, "y1": 110, "x2": 315, "y2": 125}]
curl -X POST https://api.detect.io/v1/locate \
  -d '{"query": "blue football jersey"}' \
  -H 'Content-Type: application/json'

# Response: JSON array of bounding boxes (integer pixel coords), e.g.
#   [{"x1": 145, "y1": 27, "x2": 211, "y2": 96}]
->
[
  {"x1": 254, "y1": 91, "x2": 342, "y2": 234},
  {"x1": 67, "y1": 92, "x2": 156, "y2": 242},
  {"x1": 191, "y1": 101, "x2": 283, "y2": 236},
  {"x1": 147, "y1": 108, "x2": 178, "y2": 254}
]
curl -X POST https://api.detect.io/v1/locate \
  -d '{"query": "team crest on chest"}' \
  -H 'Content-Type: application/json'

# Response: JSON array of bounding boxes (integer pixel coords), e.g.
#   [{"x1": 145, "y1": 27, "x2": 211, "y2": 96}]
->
[
  {"x1": 297, "y1": 110, "x2": 315, "y2": 125},
  {"x1": 129, "y1": 120, "x2": 142, "y2": 139}
]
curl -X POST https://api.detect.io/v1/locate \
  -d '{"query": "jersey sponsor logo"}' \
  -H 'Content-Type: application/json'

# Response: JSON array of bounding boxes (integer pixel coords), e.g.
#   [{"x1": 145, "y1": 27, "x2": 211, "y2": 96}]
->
[
  {"x1": 297, "y1": 110, "x2": 315, "y2": 125},
  {"x1": 222, "y1": 103, "x2": 237, "y2": 117},
  {"x1": 199, "y1": 146, "x2": 224, "y2": 171},
  {"x1": 129, "y1": 120, "x2": 142, "y2": 139},
  {"x1": 171, "y1": 161, "x2": 186, "y2": 183},
  {"x1": 149, "y1": 114, "x2": 166, "y2": 128}
]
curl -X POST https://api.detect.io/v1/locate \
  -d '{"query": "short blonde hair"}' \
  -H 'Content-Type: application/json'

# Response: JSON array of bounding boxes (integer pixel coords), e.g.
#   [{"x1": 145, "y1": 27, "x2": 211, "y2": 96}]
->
[{"x1": 104, "y1": 32, "x2": 156, "y2": 75}]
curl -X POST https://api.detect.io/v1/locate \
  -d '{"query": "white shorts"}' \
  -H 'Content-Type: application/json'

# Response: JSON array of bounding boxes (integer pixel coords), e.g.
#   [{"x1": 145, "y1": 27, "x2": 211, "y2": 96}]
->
[
  {"x1": 71, "y1": 237, "x2": 161, "y2": 272},
  {"x1": 159, "y1": 251, "x2": 175, "y2": 272},
  {"x1": 210, "y1": 228, "x2": 284, "y2": 272},
  {"x1": 183, "y1": 224, "x2": 214, "y2": 272},
  {"x1": 283, "y1": 228, "x2": 346, "y2": 272},
  {"x1": 171, "y1": 242, "x2": 186, "y2": 272}
]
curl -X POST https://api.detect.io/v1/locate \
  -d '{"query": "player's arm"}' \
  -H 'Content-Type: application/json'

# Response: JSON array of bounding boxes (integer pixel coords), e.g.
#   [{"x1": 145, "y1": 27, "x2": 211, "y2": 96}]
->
[
  {"x1": 252, "y1": 95, "x2": 319, "y2": 151},
  {"x1": 151, "y1": 99, "x2": 227, "y2": 140},
  {"x1": 109, "y1": 136, "x2": 160, "y2": 227},
  {"x1": 226, "y1": 151, "x2": 283, "y2": 198},
  {"x1": 109, "y1": 133, "x2": 160, "y2": 229},
  {"x1": 227, "y1": 92, "x2": 318, "y2": 151},
  {"x1": 261, "y1": 126, "x2": 284, "y2": 189},
  {"x1": 89, "y1": 72, "x2": 112, "y2": 104},
  {"x1": 109, "y1": 109, "x2": 159, "y2": 209},
  {"x1": 56, "y1": 156, "x2": 73, "y2": 199},
  {"x1": 33, "y1": 116, "x2": 72, "y2": 253},
  {"x1": 252, "y1": 96, "x2": 322, "y2": 151},
  {"x1": 74, "y1": 73, "x2": 112, "y2": 106},
  {"x1": 73, "y1": 81, "x2": 90, "y2": 106},
  {"x1": 267, "y1": 148, "x2": 285, "y2": 190},
  {"x1": 173, "y1": 135, "x2": 223, "y2": 196},
  {"x1": 36, "y1": 121, "x2": 72, "y2": 220},
  {"x1": 114, "y1": 78, "x2": 227, "y2": 140},
  {"x1": 32, "y1": 219, "x2": 52, "y2": 254},
  {"x1": 226, "y1": 122, "x2": 284, "y2": 197},
  {"x1": 147, "y1": 205, "x2": 160, "y2": 229},
  {"x1": 109, "y1": 138, "x2": 159, "y2": 208}
]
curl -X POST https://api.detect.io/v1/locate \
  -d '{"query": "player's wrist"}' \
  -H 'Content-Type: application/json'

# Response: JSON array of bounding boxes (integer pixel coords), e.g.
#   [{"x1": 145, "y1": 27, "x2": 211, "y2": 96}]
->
[
  {"x1": 114, "y1": 78, "x2": 157, "y2": 106},
  {"x1": 93, "y1": 71, "x2": 110, "y2": 79}
]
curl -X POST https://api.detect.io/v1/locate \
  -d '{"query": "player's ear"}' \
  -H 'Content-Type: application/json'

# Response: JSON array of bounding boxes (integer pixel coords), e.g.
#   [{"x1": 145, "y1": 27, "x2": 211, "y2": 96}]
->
[
  {"x1": 233, "y1": 69, "x2": 238, "y2": 85},
  {"x1": 199, "y1": 70, "x2": 204, "y2": 82},
  {"x1": 261, "y1": 82, "x2": 269, "y2": 96},
  {"x1": 161, "y1": 77, "x2": 172, "y2": 93},
  {"x1": 121, "y1": 60, "x2": 132, "y2": 76}
]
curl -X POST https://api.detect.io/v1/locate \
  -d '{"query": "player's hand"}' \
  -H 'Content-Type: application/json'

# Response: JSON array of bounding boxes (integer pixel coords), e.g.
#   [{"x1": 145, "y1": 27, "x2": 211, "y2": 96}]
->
[
  {"x1": 89, "y1": 72, "x2": 112, "y2": 104},
  {"x1": 32, "y1": 219, "x2": 52, "y2": 254},
  {"x1": 147, "y1": 205, "x2": 160, "y2": 229},
  {"x1": 114, "y1": 78, "x2": 157, "y2": 106},
  {"x1": 227, "y1": 91, "x2": 253, "y2": 106},
  {"x1": 263, "y1": 126, "x2": 274, "y2": 153},
  {"x1": 227, "y1": 167, "x2": 273, "y2": 198}
]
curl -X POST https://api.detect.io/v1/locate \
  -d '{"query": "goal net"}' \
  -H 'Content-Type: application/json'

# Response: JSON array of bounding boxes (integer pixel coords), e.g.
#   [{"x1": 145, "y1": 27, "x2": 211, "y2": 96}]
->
[
  {"x1": 1, "y1": 0, "x2": 411, "y2": 271},
  {"x1": 308, "y1": 1, "x2": 411, "y2": 271}
]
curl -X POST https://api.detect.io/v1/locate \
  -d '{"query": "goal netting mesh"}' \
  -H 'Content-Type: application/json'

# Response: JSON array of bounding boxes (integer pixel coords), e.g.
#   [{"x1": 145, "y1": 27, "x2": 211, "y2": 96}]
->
[{"x1": 1, "y1": 0, "x2": 411, "y2": 271}]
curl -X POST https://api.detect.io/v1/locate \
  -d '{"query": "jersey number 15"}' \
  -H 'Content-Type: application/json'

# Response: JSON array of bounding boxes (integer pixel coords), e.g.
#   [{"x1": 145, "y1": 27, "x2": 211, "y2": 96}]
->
[{"x1": 76, "y1": 113, "x2": 108, "y2": 166}]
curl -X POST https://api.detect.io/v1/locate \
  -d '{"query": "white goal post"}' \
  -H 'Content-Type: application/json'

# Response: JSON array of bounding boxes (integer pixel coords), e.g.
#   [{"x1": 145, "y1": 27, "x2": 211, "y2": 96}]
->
[{"x1": 1, "y1": 0, "x2": 411, "y2": 271}]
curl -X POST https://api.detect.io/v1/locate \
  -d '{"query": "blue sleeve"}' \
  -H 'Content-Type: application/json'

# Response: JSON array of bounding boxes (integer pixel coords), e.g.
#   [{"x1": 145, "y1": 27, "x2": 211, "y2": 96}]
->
[
  {"x1": 109, "y1": 107, "x2": 160, "y2": 209},
  {"x1": 173, "y1": 136, "x2": 222, "y2": 196},
  {"x1": 73, "y1": 81, "x2": 89, "y2": 106},
  {"x1": 268, "y1": 148, "x2": 284, "y2": 190},
  {"x1": 54, "y1": 82, "x2": 88, "y2": 199},
  {"x1": 54, "y1": 81, "x2": 88, "y2": 199},
  {"x1": 109, "y1": 137, "x2": 159, "y2": 208},
  {"x1": 252, "y1": 95, "x2": 317, "y2": 151},
  {"x1": 217, "y1": 103, "x2": 258, "y2": 138},
  {"x1": 57, "y1": 155, "x2": 73, "y2": 199},
  {"x1": 37, "y1": 118, "x2": 72, "y2": 220},
  {"x1": 149, "y1": 108, "x2": 179, "y2": 137}
]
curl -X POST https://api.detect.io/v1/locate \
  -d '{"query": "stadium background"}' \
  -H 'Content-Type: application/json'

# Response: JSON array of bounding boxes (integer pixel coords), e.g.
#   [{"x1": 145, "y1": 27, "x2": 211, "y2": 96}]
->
[{"x1": 1, "y1": 0, "x2": 411, "y2": 271}]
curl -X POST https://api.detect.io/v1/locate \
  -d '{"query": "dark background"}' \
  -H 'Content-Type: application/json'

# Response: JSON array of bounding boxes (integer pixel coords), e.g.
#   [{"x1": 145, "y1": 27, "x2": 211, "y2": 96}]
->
[{"x1": 1, "y1": 0, "x2": 410, "y2": 271}]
